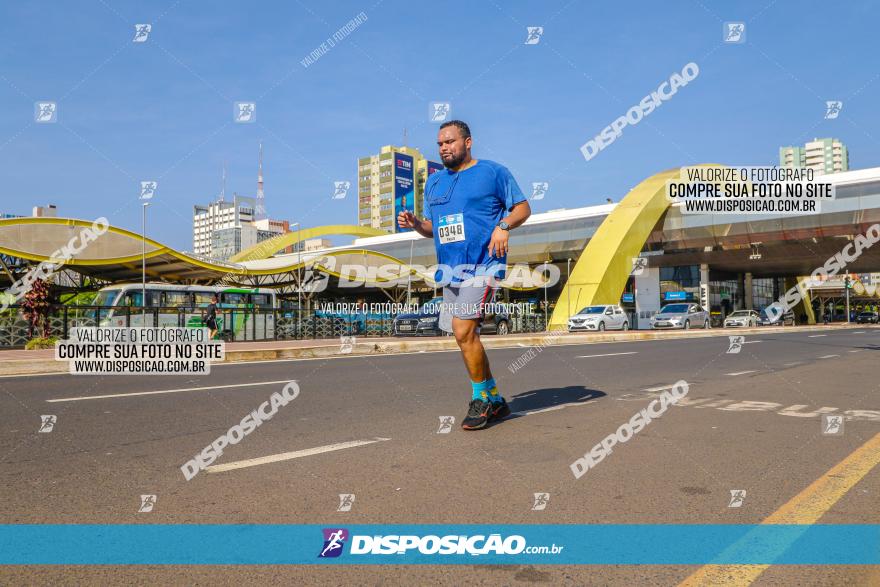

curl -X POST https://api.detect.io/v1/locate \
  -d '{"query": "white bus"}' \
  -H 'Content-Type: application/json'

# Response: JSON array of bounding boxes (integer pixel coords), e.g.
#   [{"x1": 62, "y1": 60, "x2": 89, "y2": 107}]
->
[{"x1": 87, "y1": 283, "x2": 277, "y2": 340}]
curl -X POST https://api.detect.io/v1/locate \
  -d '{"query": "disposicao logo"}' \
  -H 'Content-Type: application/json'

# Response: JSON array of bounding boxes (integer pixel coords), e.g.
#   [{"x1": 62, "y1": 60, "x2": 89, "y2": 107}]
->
[{"x1": 319, "y1": 528, "x2": 349, "y2": 558}]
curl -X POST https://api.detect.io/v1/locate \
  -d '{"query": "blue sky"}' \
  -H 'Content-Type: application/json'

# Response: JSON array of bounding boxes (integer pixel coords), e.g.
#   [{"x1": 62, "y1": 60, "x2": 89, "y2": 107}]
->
[{"x1": 1, "y1": 1, "x2": 877, "y2": 250}]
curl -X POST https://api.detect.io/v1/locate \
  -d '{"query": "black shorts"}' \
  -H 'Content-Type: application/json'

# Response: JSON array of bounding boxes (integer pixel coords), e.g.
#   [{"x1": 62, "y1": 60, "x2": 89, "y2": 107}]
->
[{"x1": 205, "y1": 318, "x2": 217, "y2": 330}]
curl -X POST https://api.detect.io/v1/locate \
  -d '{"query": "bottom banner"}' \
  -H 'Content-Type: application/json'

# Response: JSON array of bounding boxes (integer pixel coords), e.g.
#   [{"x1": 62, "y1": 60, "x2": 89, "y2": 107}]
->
[{"x1": 0, "y1": 525, "x2": 878, "y2": 565}]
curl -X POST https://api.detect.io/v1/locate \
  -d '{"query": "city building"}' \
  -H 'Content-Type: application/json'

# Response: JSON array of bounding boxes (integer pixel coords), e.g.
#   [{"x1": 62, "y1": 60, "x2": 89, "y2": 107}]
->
[
  {"x1": 417, "y1": 158, "x2": 444, "y2": 206},
  {"x1": 297, "y1": 238, "x2": 332, "y2": 252},
  {"x1": 780, "y1": 138, "x2": 849, "y2": 175},
  {"x1": 193, "y1": 194, "x2": 256, "y2": 257},
  {"x1": 32, "y1": 204, "x2": 58, "y2": 217},
  {"x1": 15, "y1": 165, "x2": 880, "y2": 329},
  {"x1": 357, "y1": 145, "x2": 443, "y2": 232},
  {"x1": 253, "y1": 218, "x2": 288, "y2": 237},
  {"x1": 779, "y1": 146, "x2": 805, "y2": 168},
  {"x1": 193, "y1": 196, "x2": 296, "y2": 261},
  {"x1": 254, "y1": 217, "x2": 295, "y2": 255}
]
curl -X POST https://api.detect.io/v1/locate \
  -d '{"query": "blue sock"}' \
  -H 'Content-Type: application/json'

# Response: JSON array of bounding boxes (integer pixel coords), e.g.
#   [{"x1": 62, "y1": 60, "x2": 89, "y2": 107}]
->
[
  {"x1": 485, "y1": 377, "x2": 502, "y2": 403},
  {"x1": 471, "y1": 379, "x2": 489, "y2": 402}
]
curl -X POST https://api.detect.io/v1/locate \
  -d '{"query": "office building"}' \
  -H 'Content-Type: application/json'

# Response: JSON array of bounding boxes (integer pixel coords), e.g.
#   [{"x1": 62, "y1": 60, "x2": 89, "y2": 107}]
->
[
  {"x1": 193, "y1": 195, "x2": 256, "y2": 257},
  {"x1": 780, "y1": 138, "x2": 849, "y2": 175},
  {"x1": 357, "y1": 145, "x2": 442, "y2": 232}
]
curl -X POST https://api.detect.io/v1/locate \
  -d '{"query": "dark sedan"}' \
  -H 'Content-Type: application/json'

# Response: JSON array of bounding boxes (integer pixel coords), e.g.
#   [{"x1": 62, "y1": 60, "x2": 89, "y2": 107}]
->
[
  {"x1": 856, "y1": 311, "x2": 879, "y2": 324},
  {"x1": 392, "y1": 297, "x2": 510, "y2": 336}
]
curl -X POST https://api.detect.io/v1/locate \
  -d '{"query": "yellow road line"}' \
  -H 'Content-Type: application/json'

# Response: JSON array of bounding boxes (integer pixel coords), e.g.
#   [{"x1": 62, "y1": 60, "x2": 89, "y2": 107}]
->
[{"x1": 679, "y1": 432, "x2": 880, "y2": 587}]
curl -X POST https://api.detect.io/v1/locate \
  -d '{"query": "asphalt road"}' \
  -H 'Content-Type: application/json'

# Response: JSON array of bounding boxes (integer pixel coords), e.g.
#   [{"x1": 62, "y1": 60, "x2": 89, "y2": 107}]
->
[{"x1": 2, "y1": 326, "x2": 880, "y2": 585}]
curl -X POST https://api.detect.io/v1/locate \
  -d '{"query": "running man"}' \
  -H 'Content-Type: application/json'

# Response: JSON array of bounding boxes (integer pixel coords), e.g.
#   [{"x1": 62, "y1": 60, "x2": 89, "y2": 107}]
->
[
  {"x1": 203, "y1": 294, "x2": 219, "y2": 340},
  {"x1": 397, "y1": 120, "x2": 531, "y2": 430}
]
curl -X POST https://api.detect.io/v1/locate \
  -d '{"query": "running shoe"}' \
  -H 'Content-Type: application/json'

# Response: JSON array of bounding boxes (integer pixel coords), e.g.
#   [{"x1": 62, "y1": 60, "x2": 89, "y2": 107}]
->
[
  {"x1": 490, "y1": 397, "x2": 511, "y2": 421},
  {"x1": 461, "y1": 399, "x2": 493, "y2": 430}
]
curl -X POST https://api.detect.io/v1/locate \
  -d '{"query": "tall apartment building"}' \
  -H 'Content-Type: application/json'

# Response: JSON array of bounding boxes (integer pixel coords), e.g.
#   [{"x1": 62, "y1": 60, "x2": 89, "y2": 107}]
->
[
  {"x1": 780, "y1": 138, "x2": 849, "y2": 175},
  {"x1": 779, "y1": 146, "x2": 805, "y2": 168},
  {"x1": 357, "y1": 145, "x2": 443, "y2": 232}
]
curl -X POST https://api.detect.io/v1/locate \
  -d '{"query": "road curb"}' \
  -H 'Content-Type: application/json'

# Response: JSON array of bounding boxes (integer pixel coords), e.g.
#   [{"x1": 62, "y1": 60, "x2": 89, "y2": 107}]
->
[
  {"x1": 0, "y1": 324, "x2": 865, "y2": 377},
  {"x1": 225, "y1": 324, "x2": 857, "y2": 361}
]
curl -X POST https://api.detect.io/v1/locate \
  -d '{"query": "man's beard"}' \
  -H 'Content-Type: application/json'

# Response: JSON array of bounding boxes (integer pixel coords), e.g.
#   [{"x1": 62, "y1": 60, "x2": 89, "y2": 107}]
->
[{"x1": 442, "y1": 152, "x2": 467, "y2": 169}]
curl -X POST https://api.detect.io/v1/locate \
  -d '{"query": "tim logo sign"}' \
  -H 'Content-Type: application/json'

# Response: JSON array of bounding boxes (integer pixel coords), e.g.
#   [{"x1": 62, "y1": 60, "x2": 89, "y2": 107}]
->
[
  {"x1": 396, "y1": 157, "x2": 412, "y2": 170},
  {"x1": 318, "y1": 528, "x2": 349, "y2": 558}
]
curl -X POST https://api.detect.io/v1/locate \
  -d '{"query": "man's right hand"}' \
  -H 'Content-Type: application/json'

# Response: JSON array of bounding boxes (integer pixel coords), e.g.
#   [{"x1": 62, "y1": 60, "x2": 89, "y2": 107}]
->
[{"x1": 397, "y1": 210, "x2": 418, "y2": 230}]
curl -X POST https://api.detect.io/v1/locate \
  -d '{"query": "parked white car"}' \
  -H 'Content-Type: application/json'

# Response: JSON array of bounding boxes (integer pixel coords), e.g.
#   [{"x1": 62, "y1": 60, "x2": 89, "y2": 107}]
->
[
  {"x1": 568, "y1": 305, "x2": 629, "y2": 332},
  {"x1": 650, "y1": 303, "x2": 710, "y2": 330},
  {"x1": 724, "y1": 310, "x2": 760, "y2": 328}
]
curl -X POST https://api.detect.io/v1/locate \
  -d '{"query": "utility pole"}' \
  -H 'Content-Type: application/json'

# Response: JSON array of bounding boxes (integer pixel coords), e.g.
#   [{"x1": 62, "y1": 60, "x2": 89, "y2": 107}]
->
[
  {"x1": 290, "y1": 222, "x2": 302, "y2": 338},
  {"x1": 141, "y1": 201, "x2": 150, "y2": 324}
]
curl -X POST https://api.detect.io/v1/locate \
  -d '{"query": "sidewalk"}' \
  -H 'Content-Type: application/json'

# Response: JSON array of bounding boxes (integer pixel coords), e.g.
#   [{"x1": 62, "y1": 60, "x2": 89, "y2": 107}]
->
[{"x1": 0, "y1": 323, "x2": 862, "y2": 377}]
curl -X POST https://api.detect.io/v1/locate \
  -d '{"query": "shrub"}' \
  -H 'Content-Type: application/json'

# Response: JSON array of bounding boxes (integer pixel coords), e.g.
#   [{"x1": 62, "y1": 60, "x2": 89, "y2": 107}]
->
[{"x1": 25, "y1": 336, "x2": 59, "y2": 350}]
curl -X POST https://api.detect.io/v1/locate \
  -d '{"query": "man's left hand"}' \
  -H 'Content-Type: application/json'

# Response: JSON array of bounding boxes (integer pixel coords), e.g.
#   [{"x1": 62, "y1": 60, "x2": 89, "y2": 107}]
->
[{"x1": 488, "y1": 226, "x2": 509, "y2": 258}]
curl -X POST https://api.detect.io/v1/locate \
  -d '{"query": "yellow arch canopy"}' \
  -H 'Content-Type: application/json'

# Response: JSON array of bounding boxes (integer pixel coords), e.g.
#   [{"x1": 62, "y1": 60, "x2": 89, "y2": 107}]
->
[
  {"x1": 549, "y1": 166, "x2": 719, "y2": 328},
  {"x1": 229, "y1": 224, "x2": 386, "y2": 262}
]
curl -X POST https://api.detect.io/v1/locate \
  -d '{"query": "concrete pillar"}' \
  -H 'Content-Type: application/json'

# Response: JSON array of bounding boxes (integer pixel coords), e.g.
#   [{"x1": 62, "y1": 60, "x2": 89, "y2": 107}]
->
[
  {"x1": 635, "y1": 267, "x2": 661, "y2": 330},
  {"x1": 744, "y1": 272, "x2": 754, "y2": 310},
  {"x1": 699, "y1": 264, "x2": 710, "y2": 309}
]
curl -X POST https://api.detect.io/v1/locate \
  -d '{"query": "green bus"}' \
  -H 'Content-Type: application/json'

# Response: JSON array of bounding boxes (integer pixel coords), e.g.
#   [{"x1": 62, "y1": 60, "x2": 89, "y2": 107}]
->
[{"x1": 88, "y1": 283, "x2": 276, "y2": 341}]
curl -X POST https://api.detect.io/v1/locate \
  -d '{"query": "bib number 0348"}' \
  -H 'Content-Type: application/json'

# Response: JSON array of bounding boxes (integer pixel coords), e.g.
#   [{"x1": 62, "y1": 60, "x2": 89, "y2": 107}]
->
[{"x1": 438, "y1": 213, "x2": 465, "y2": 244}]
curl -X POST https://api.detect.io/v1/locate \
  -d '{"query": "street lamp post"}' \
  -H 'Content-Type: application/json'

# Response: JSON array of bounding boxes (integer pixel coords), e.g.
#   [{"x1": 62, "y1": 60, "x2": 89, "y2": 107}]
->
[
  {"x1": 291, "y1": 222, "x2": 301, "y2": 338},
  {"x1": 142, "y1": 201, "x2": 150, "y2": 323}
]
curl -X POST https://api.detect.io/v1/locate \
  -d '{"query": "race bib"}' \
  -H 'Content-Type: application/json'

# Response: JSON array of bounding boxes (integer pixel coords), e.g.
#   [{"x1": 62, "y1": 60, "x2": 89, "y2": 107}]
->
[{"x1": 437, "y1": 213, "x2": 465, "y2": 244}]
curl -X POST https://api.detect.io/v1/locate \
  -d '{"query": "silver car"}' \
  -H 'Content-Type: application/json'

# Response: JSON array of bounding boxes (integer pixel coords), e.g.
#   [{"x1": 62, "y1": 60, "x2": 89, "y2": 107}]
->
[
  {"x1": 568, "y1": 304, "x2": 629, "y2": 332},
  {"x1": 724, "y1": 310, "x2": 759, "y2": 328},
  {"x1": 650, "y1": 303, "x2": 710, "y2": 330}
]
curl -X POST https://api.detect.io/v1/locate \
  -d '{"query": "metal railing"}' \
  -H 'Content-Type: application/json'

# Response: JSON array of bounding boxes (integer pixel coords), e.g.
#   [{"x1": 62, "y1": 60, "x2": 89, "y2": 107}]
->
[{"x1": 0, "y1": 304, "x2": 548, "y2": 348}]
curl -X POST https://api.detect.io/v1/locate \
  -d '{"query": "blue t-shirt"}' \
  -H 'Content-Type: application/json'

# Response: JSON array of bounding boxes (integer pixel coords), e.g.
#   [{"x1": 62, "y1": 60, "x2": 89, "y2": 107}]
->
[{"x1": 423, "y1": 159, "x2": 526, "y2": 285}]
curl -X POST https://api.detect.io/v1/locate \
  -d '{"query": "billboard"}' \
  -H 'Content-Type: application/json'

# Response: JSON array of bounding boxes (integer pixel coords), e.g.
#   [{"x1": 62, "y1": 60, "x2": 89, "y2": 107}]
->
[
  {"x1": 427, "y1": 160, "x2": 444, "y2": 176},
  {"x1": 394, "y1": 153, "x2": 414, "y2": 232}
]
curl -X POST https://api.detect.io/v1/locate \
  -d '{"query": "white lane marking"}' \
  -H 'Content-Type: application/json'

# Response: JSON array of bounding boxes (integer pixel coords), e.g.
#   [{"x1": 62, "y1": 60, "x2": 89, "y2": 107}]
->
[
  {"x1": 818, "y1": 354, "x2": 840, "y2": 359},
  {"x1": 849, "y1": 350, "x2": 863, "y2": 353},
  {"x1": 854, "y1": 331, "x2": 866, "y2": 334},
  {"x1": 784, "y1": 362, "x2": 804, "y2": 366},
  {"x1": 576, "y1": 351, "x2": 638, "y2": 358},
  {"x1": 206, "y1": 438, "x2": 391, "y2": 473},
  {"x1": 726, "y1": 370, "x2": 757, "y2": 376},
  {"x1": 642, "y1": 385, "x2": 675, "y2": 392},
  {"x1": 743, "y1": 340, "x2": 763, "y2": 344},
  {"x1": 808, "y1": 334, "x2": 827, "y2": 338},
  {"x1": 46, "y1": 379, "x2": 292, "y2": 403}
]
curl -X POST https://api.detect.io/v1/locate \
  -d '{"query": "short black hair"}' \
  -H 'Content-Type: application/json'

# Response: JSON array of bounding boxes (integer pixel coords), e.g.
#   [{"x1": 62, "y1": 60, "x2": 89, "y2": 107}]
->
[{"x1": 439, "y1": 119, "x2": 471, "y2": 139}]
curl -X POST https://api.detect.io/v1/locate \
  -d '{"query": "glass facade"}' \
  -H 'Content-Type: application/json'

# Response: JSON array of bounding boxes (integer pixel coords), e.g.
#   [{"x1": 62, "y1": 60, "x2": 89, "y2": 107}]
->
[
  {"x1": 660, "y1": 266, "x2": 700, "y2": 302},
  {"x1": 708, "y1": 279, "x2": 742, "y2": 319},
  {"x1": 751, "y1": 277, "x2": 779, "y2": 312}
]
